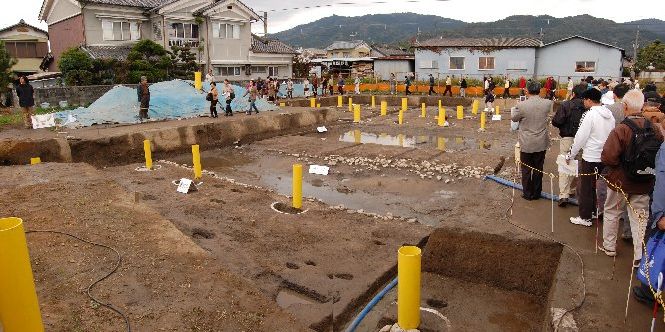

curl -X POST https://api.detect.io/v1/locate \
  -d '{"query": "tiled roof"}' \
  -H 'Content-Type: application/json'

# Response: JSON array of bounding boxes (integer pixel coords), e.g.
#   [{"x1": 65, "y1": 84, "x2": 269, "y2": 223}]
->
[
  {"x1": 325, "y1": 40, "x2": 368, "y2": 51},
  {"x1": 0, "y1": 19, "x2": 48, "y2": 35},
  {"x1": 371, "y1": 45, "x2": 411, "y2": 57},
  {"x1": 82, "y1": 45, "x2": 133, "y2": 61},
  {"x1": 416, "y1": 37, "x2": 543, "y2": 48},
  {"x1": 251, "y1": 35, "x2": 296, "y2": 54},
  {"x1": 543, "y1": 35, "x2": 624, "y2": 51},
  {"x1": 83, "y1": 0, "x2": 178, "y2": 8}
]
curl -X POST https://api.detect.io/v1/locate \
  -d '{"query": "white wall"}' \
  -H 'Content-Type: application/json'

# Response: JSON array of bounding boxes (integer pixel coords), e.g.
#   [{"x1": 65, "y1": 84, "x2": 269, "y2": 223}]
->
[
  {"x1": 536, "y1": 38, "x2": 623, "y2": 79},
  {"x1": 414, "y1": 47, "x2": 536, "y2": 79}
]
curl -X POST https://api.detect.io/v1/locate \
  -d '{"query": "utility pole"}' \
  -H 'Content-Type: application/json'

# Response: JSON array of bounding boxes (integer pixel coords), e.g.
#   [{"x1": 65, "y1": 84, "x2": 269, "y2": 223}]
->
[
  {"x1": 263, "y1": 11, "x2": 268, "y2": 37},
  {"x1": 632, "y1": 25, "x2": 640, "y2": 61}
]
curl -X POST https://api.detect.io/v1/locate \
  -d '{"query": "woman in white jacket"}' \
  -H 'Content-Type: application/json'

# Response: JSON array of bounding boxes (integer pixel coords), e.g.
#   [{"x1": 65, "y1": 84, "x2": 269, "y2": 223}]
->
[{"x1": 565, "y1": 88, "x2": 616, "y2": 226}]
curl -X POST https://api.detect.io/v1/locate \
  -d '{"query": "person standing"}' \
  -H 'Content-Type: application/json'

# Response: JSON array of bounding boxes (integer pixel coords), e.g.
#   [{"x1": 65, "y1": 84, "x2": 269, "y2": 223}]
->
[
  {"x1": 443, "y1": 75, "x2": 452, "y2": 96},
  {"x1": 321, "y1": 76, "x2": 328, "y2": 96},
  {"x1": 519, "y1": 76, "x2": 526, "y2": 96},
  {"x1": 223, "y1": 79, "x2": 234, "y2": 116},
  {"x1": 405, "y1": 75, "x2": 411, "y2": 95},
  {"x1": 303, "y1": 77, "x2": 310, "y2": 97},
  {"x1": 389, "y1": 73, "x2": 396, "y2": 95},
  {"x1": 138, "y1": 76, "x2": 150, "y2": 121},
  {"x1": 337, "y1": 75, "x2": 345, "y2": 95},
  {"x1": 428, "y1": 74, "x2": 436, "y2": 95},
  {"x1": 243, "y1": 80, "x2": 259, "y2": 115},
  {"x1": 600, "y1": 89, "x2": 664, "y2": 267},
  {"x1": 15, "y1": 76, "x2": 35, "y2": 129},
  {"x1": 502, "y1": 76, "x2": 511, "y2": 98},
  {"x1": 354, "y1": 75, "x2": 361, "y2": 95},
  {"x1": 565, "y1": 77, "x2": 574, "y2": 100},
  {"x1": 565, "y1": 88, "x2": 616, "y2": 226},
  {"x1": 511, "y1": 81, "x2": 553, "y2": 200},
  {"x1": 552, "y1": 83, "x2": 588, "y2": 206},
  {"x1": 209, "y1": 82, "x2": 219, "y2": 118},
  {"x1": 460, "y1": 76, "x2": 467, "y2": 98},
  {"x1": 312, "y1": 75, "x2": 319, "y2": 97},
  {"x1": 205, "y1": 69, "x2": 214, "y2": 83},
  {"x1": 286, "y1": 78, "x2": 294, "y2": 99}
]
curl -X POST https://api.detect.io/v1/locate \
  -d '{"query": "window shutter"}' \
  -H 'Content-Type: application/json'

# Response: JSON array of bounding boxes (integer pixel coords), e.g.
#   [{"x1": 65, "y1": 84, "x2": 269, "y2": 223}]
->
[
  {"x1": 130, "y1": 22, "x2": 140, "y2": 40},
  {"x1": 102, "y1": 20, "x2": 113, "y2": 40},
  {"x1": 233, "y1": 24, "x2": 240, "y2": 39},
  {"x1": 212, "y1": 23, "x2": 219, "y2": 38}
]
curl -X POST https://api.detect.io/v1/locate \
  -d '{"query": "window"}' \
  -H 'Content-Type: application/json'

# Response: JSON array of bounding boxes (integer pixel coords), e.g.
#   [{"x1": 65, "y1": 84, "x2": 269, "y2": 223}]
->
[
  {"x1": 251, "y1": 66, "x2": 266, "y2": 74},
  {"x1": 478, "y1": 57, "x2": 495, "y2": 70},
  {"x1": 215, "y1": 66, "x2": 241, "y2": 76},
  {"x1": 213, "y1": 23, "x2": 239, "y2": 39},
  {"x1": 102, "y1": 20, "x2": 140, "y2": 41},
  {"x1": 342, "y1": 52, "x2": 350, "y2": 58},
  {"x1": 268, "y1": 66, "x2": 279, "y2": 77},
  {"x1": 418, "y1": 60, "x2": 438, "y2": 69},
  {"x1": 575, "y1": 61, "x2": 596, "y2": 73},
  {"x1": 5, "y1": 42, "x2": 47, "y2": 58},
  {"x1": 169, "y1": 23, "x2": 199, "y2": 39},
  {"x1": 449, "y1": 57, "x2": 464, "y2": 70}
]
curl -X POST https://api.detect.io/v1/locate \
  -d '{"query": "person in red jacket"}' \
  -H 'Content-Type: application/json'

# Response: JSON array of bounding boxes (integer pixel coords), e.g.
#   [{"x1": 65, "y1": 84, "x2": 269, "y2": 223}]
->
[{"x1": 518, "y1": 76, "x2": 526, "y2": 96}]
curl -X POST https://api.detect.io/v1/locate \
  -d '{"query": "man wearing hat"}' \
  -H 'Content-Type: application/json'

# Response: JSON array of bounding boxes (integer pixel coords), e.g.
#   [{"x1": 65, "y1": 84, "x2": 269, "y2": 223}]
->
[{"x1": 566, "y1": 88, "x2": 616, "y2": 226}]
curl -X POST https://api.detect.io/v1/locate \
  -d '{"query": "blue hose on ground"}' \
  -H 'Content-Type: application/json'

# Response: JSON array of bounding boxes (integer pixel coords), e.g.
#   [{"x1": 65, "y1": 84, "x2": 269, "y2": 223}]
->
[
  {"x1": 345, "y1": 277, "x2": 398, "y2": 332},
  {"x1": 484, "y1": 174, "x2": 579, "y2": 206}
]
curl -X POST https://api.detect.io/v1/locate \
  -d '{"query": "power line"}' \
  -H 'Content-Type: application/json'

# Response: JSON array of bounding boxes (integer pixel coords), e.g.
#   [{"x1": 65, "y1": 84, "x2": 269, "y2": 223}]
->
[{"x1": 257, "y1": 0, "x2": 451, "y2": 12}]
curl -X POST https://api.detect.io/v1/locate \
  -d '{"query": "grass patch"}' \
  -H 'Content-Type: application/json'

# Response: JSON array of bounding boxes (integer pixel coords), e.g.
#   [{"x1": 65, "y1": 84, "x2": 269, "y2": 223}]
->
[{"x1": 0, "y1": 105, "x2": 77, "y2": 127}]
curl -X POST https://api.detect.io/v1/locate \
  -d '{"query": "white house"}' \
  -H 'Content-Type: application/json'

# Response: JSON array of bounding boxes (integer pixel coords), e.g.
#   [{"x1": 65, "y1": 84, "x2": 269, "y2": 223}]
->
[{"x1": 535, "y1": 35, "x2": 625, "y2": 79}]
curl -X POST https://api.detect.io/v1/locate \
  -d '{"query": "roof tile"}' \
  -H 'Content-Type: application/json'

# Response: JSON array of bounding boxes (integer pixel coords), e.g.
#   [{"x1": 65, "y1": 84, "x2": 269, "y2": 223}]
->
[{"x1": 416, "y1": 37, "x2": 543, "y2": 48}]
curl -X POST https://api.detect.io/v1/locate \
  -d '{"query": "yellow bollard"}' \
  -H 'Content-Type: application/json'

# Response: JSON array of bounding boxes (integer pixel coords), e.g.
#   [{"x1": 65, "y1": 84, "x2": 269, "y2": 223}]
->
[
  {"x1": 317, "y1": 103, "x2": 321, "y2": 108},
  {"x1": 338, "y1": 95, "x2": 343, "y2": 107},
  {"x1": 495, "y1": 105, "x2": 500, "y2": 115},
  {"x1": 0, "y1": 217, "x2": 45, "y2": 332},
  {"x1": 380, "y1": 101, "x2": 387, "y2": 116},
  {"x1": 30, "y1": 157, "x2": 41, "y2": 165},
  {"x1": 310, "y1": 98, "x2": 316, "y2": 108},
  {"x1": 401, "y1": 97, "x2": 408, "y2": 111},
  {"x1": 371, "y1": 95, "x2": 376, "y2": 108},
  {"x1": 456, "y1": 105, "x2": 464, "y2": 120},
  {"x1": 353, "y1": 129, "x2": 361, "y2": 144},
  {"x1": 194, "y1": 71, "x2": 202, "y2": 90},
  {"x1": 438, "y1": 107, "x2": 445, "y2": 126},
  {"x1": 292, "y1": 164, "x2": 302, "y2": 209},
  {"x1": 353, "y1": 104, "x2": 361, "y2": 123},
  {"x1": 398, "y1": 134, "x2": 405, "y2": 147},
  {"x1": 397, "y1": 245, "x2": 421, "y2": 330},
  {"x1": 438, "y1": 99, "x2": 442, "y2": 110},
  {"x1": 472, "y1": 100, "x2": 479, "y2": 115},
  {"x1": 192, "y1": 144, "x2": 202, "y2": 180},
  {"x1": 481, "y1": 112, "x2": 486, "y2": 130},
  {"x1": 279, "y1": 102, "x2": 286, "y2": 107},
  {"x1": 348, "y1": 98, "x2": 353, "y2": 112},
  {"x1": 437, "y1": 137, "x2": 446, "y2": 151},
  {"x1": 420, "y1": 103, "x2": 426, "y2": 118},
  {"x1": 398, "y1": 109, "x2": 404, "y2": 125},
  {"x1": 143, "y1": 139, "x2": 153, "y2": 170}
]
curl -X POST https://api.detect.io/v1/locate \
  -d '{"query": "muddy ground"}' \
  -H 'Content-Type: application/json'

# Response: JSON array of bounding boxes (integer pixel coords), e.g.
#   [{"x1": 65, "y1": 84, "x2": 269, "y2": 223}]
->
[{"x1": 1, "y1": 97, "x2": 663, "y2": 331}]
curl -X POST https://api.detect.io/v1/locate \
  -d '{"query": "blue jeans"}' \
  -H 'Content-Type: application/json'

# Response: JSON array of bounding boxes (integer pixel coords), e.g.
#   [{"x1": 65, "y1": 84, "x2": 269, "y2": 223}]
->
[{"x1": 248, "y1": 100, "x2": 258, "y2": 113}]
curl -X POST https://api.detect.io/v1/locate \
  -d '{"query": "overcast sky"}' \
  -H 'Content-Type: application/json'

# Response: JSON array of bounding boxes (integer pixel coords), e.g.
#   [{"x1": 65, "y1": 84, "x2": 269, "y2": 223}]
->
[{"x1": 3, "y1": 0, "x2": 662, "y2": 33}]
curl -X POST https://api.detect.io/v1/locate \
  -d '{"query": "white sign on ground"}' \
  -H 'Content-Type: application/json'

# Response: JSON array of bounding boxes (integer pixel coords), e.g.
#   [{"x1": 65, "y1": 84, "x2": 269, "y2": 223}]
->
[
  {"x1": 176, "y1": 178, "x2": 197, "y2": 194},
  {"x1": 309, "y1": 165, "x2": 329, "y2": 175},
  {"x1": 492, "y1": 115, "x2": 502, "y2": 121},
  {"x1": 317, "y1": 126, "x2": 328, "y2": 133},
  {"x1": 32, "y1": 113, "x2": 56, "y2": 129}
]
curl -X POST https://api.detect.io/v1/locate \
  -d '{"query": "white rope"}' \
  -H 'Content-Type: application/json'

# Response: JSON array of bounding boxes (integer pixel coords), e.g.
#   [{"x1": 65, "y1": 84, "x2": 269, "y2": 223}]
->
[
  {"x1": 420, "y1": 307, "x2": 452, "y2": 330},
  {"x1": 134, "y1": 164, "x2": 162, "y2": 172}
]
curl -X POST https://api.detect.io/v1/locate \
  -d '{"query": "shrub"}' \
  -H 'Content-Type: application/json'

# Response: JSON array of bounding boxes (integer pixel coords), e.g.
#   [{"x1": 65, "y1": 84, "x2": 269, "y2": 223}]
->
[{"x1": 58, "y1": 47, "x2": 93, "y2": 86}]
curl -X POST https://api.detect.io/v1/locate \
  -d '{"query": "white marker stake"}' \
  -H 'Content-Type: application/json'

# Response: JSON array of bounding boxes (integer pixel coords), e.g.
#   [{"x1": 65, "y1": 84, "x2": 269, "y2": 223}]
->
[{"x1": 651, "y1": 273, "x2": 663, "y2": 332}]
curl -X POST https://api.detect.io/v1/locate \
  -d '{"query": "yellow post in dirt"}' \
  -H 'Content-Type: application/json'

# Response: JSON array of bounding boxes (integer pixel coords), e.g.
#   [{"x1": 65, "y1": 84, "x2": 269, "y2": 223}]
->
[
  {"x1": 397, "y1": 245, "x2": 421, "y2": 330},
  {"x1": 353, "y1": 129, "x2": 361, "y2": 144},
  {"x1": 310, "y1": 98, "x2": 316, "y2": 108},
  {"x1": 353, "y1": 104, "x2": 361, "y2": 123},
  {"x1": 398, "y1": 109, "x2": 404, "y2": 125},
  {"x1": 438, "y1": 99, "x2": 442, "y2": 110},
  {"x1": 279, "y1": 102, "x2": 286, "y2": 107},
  {"x1": 0, "y1": 217, "x2": 44, "y2": 332},
  {"x1": 380, "y1": 101, "x2": 387, "y2": 116},
  {"x1": 143, "y1": 139, "x2": 153, "y2": 170},
  {"x1": 338, "y1": 95, "x2": 343, "y2": 107},
  {"x1": 348, "y1": 98, "x2": 353, "y2": 112},
  {"x1": 30, "y1": 157, "x2": 41, "y2": 165},
  {"x1": 371, "y1": 95, "x2": 376, "y2": 108},
  {"x1": 192, "y1": 144, "x2": 202, "y2": 180},
  {"x1": 437, "y1": 137, "x2": 445, "y2": 151},
  {"x1": 480, "y1": 112, "x2": 486, "y2": 130},
  {"x1": 292, "y1": 164, "x2": 303, "y2": 209},
  {"x1": 495, "y1": 105, "x2": 500, "y2": 115},
  {"x1": 194, "y1": 71, "x2": 202, "y2": 90},
  {"x1": 472, "y1": 100, "x2": 479, "y2": 115},
  {"x1": 401, "y1": 97, "x2": 408, "y2": 111},
  {"x1": 420, "y1": 103, "x2": 426, "y2": 118},
  {"x1": 456, "y1": 105, "x2": 464, "y2": 120},
  {"x1": 317, "y1": 103, "x2": 321, "y2": 108},
  {"x1": 438, "y1": 107, "x2": 445, "y2": 126}
]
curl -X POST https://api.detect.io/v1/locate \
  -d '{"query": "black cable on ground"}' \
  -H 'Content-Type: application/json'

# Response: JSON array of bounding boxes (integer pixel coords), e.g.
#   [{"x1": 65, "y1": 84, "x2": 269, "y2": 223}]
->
[
  {"x1": 25, "y1": 229, "x2": 131, "y2": 332},
  {"x1": 497, "y1": 174, "x2": 587, "y2": 331}
]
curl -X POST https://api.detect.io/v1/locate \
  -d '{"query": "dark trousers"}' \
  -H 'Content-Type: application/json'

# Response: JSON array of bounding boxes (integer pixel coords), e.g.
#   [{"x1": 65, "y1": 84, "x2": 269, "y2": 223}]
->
[
  {"x1": 225, "y1": 100, "x2": 232, "y2": 115},
  {"x1": 443, "y1": 85, "x2": 452, "y2": 96},
  {"x1": 405, "y1": 86, "x2": 411, "y2": 95},
  {"x1": 579, "y1": 160, "x2": 603, "y2": 220},
  {"x1": 520, "y1": 150, "x2": 546, "y2": 200},
  {"x1": 428, "y1": 85, "x2": 435, "y2": 95},
  {"x1": 338, "y1": 86, "x2": 344, "y2": 95},
  {"x1": 210, "y1": 99, "x2": 218, "y2": 117},
  {"x1": 503, "y1": 88, "x2": 510, "y2": 98}
]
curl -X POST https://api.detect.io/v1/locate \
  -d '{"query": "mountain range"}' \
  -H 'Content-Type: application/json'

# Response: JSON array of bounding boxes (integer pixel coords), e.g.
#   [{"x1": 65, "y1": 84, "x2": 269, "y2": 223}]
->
[{"x1": 271, "y1": 14, "x2": 665, "y2": 56}]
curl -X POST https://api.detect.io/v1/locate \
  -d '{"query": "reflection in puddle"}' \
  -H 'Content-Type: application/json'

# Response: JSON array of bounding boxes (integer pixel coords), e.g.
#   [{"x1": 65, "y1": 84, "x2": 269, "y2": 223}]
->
[
  {"x1": 276, "y1": 289, "x2": 313, "y2": 308},
  {"x1": 339, "y1": 130, "x2": 494, "y2": 150}
]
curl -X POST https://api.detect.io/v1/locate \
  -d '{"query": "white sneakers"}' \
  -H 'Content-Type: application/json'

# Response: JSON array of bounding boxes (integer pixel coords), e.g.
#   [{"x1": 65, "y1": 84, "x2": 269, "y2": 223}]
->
[{"x1": 570, "y1": 216, "x2": 592, "y2": 227}]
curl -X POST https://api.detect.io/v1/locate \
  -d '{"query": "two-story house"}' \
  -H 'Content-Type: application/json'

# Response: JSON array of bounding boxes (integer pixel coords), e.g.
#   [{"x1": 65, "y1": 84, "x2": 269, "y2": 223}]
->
[
  {"x1": 325, "y1": 40, "x2": 372, "y2": 59},
  {"x1": 0, "y1": 20, "x2": 50, "y2": 75},
  {"x1": 38, "y1": 0, "x2": 295, "y2": 80}
]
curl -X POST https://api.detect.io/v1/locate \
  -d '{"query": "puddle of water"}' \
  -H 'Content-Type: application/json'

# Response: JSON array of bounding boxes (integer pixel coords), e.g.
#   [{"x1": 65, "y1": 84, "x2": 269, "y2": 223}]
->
[
  {"x1": 338, "y1": 130, "x2": 496, "y2": 151},
  {"x1": 276, "y1": 289, "x2": 314, "y2": 308}
]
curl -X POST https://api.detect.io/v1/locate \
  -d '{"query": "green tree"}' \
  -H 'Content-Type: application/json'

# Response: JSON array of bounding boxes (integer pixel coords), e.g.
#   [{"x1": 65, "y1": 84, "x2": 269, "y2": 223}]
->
[
  {"x1": 127, "y1": 40, "x2": 171, "y2": 83},
  {"x1": 58, "y1": 47, "x2": 93, "y2": 86},
  {"x1": 636, "y1": 40, "x2": 665, "y2": 72},
  {"x1": 292, "y1": 55, "x2": 310, "y2": 78},
  {"x1": 169, "y1": 45, "x2": 199, "y2": 80},
  {"x1": 0, "y1": 41, "x2": 17, "y2": 101}
]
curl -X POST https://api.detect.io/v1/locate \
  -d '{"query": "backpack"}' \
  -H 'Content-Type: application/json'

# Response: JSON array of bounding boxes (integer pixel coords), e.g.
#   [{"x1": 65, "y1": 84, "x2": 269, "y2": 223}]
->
[
  {"x1": 206, "y1": 92, "x2": 213, "y2": 101},
  {"x1": 621, "y1": 118, "x2": 661, "y2": 182},
  {"x1": 638, "y1": 230, "x2": 665, "y2": 289}
]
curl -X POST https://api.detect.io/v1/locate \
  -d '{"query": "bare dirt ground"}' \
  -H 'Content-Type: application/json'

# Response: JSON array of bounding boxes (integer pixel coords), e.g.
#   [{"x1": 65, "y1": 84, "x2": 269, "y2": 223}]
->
[{"x1": 1, "y1": 98, "x2": 663, "y2": 331}]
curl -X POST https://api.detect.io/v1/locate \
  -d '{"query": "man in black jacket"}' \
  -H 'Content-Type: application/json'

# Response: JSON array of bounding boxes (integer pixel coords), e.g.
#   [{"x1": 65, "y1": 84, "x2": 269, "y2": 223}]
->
[
  {"x1": 15, "y1": 76, "x2": 35, "y2": 129},
  {"x1": 552, "y1": 83, "x2": 587, "y2": 206}
]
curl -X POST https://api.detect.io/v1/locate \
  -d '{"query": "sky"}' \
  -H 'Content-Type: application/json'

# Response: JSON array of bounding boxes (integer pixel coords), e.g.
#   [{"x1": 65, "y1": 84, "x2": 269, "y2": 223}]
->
[{"x1": 2, "y1": 0, "x2": 662, "y2": 33}]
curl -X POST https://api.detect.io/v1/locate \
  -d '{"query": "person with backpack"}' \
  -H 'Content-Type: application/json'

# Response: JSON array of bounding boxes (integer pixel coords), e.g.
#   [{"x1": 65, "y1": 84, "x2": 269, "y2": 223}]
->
[
  {"x1": 207, "y1": 82, "x2": 219, "y2": 118},
  {"x1": 223, "y1": 79, "x2": 234, "y2": 116},
  {"x1": 599, "y1": 90, "x2": 664, "y2": 267},
  {"x1": 565, "y1": 88, "x2": 615, "y2": 227},
  {"x1": 552, "y1": 83, "x2": 588, "y2": 207}
]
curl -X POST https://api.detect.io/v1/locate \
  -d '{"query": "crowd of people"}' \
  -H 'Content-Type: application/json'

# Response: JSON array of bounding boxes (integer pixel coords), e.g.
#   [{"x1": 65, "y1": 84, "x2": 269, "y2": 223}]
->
[{"x1": 512, "y1": 77, "x2": 665, "y2": 305}]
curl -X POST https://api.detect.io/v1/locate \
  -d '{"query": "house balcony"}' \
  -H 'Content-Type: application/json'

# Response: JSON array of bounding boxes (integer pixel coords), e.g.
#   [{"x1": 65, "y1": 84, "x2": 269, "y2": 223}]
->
[{"x1": 168, "y1": 38, "x2": 200, "y2": 48}]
